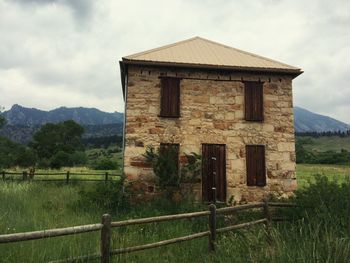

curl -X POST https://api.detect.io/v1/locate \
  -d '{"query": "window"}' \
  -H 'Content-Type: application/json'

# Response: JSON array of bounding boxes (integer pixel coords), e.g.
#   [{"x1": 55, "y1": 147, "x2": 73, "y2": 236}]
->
[
  {"x1": 246, "y1": 145, "x2": 266, "y2": 186},
  {"x1": 160, "y1": 143, "x2": 180, "y2": 176},
  {"x1": 244, "y1": 81, "x2": 263, "y2": 121},
  {"x1": 160, "y1": 77, "x2": 180, "y2": 118}
]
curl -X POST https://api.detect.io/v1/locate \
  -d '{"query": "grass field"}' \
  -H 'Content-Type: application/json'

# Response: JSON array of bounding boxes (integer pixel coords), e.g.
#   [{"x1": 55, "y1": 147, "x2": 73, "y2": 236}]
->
[
  {"x1": 0, "y1": 164, "x2": 350, "y2": 262},
  {"x1": 296, "y1": 164, "x2": 350, "y2": 187},
  {"x1": 2, "y1": 167, "x2": 121, "y2": 182},
  {"x1": 297, "y1": 136, "x2": 350, "y2": 152}
]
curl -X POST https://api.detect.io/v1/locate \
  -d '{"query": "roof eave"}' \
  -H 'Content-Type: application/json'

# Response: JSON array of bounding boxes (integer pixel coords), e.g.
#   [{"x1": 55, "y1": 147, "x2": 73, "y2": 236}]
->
[{"x1": 122, "y1": 59, "x2": 303, "y2": 78}]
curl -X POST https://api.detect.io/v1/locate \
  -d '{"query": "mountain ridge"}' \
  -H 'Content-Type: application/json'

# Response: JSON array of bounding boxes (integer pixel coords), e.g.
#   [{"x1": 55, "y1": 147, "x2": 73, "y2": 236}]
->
[
  {"x1": 1, "y1": 104, "x2": 349, "y2": 144},
  {"x1": 3, "y1": 104, "x2": 123, "y2": 126},
  {"x1": 294, "y1": 106, "x2": 350, "y2": 133}
]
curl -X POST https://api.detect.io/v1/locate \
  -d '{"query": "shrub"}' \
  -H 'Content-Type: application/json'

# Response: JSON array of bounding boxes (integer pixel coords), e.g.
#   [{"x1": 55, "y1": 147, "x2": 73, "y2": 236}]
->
[
  {"x1": 294, "y1": 174, "x2": 350, "y2": 227},
  {"x1": 77, "y1": 180, "x2": 128, "y2": 211},
  {"x1": 16, "y1": 148, "x2": 37, "y2": 168},
  {"x1": 50, "y1": 151, "x2": 73, "y2": 169},
  {"x1": 91, "y1": 158, "x2": 118, "y2": 170},
  {"x1": 37, "y1": 158, "x2": 51, "y2": 169},
  {"x1": 69, "y1": 151, "x2": 88, "y2": 166},
  {"x1": 143, "y1": 146, "x2": 179, "y2": 189},
  {"x1": 181, "y1": 152, "x2": 202, "y2": 183}
]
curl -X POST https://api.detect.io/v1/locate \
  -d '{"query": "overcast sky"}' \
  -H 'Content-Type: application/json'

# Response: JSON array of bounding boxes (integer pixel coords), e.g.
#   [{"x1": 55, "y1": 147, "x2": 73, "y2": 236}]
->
[{"x1": 0, "y1": 0, "x2": 349, "y2": 122}]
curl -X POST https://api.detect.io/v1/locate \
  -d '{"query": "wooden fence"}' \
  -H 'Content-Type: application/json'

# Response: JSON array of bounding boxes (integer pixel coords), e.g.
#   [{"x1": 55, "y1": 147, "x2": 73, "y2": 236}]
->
[
  {"x1": 1, "y1": 170, "x2": 119, "y2": 183},
  {"x1": 0, "y1": 201, "x2": 296, "y2": 263}
]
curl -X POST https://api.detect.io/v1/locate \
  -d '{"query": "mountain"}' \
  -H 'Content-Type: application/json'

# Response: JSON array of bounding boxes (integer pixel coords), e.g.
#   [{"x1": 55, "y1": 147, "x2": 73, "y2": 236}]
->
[
  {"x1": 294, "y1": 106, "x2": 350, "y2": 133},
  {"x1": 0, "y1": 105, "x2": 124, "y2": 144},
  {"x1": 3, "y1": 104, "x2": 123, "y2": 126},
  {"x1": 1, "y1": 104, "x2": 349, "y2": 144}
]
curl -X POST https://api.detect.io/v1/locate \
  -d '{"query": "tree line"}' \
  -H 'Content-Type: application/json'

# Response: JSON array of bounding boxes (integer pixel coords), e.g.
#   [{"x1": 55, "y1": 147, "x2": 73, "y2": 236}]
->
[
  {"x1": 296, "y1": 130, "x2": 350, "y2": 138},
  {"x1": 0, "y1": 113, "x2": 121, "y2": 170}
]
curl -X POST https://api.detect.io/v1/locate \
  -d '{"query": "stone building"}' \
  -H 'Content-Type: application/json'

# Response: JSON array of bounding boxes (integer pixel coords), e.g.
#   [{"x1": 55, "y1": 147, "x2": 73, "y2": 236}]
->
[{"x1": 119, "y1": 37, "x2": 302, "y2": 203}]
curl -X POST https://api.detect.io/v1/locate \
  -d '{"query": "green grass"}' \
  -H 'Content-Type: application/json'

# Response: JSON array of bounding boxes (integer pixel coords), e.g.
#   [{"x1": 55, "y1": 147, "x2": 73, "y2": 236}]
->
[
  {"x1": 298, "y1": 136, "x2": 350, "y2": 152},
  {"x1": 297, "y1": 164, "x2": 350, "y2": 188},
  {"x1": 0, "y1": 182, "x2": 102, "y2": 262},
  {"x1": 1, "y1": 164, "x2": 350, "y2": 262}
]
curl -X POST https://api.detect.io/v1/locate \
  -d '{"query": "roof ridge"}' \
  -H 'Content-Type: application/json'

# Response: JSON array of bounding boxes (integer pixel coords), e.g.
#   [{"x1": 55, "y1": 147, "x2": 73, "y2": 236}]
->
[
  {"x1": 123, "y1": 36, "x2": 201, "y2": 60},
  {"x1": 196, "y1": 37, "x2": 299, "y2": 69}
]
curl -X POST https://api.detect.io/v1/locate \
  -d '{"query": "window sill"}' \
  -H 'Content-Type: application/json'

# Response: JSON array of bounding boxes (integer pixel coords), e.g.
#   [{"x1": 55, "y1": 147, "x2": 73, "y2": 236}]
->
[
  {"x1": 158, "y1": 115, "x2": 181, "y2": 119},
  {"x1": 244, "y1": 119, "x2": 264, "y2": 122}
]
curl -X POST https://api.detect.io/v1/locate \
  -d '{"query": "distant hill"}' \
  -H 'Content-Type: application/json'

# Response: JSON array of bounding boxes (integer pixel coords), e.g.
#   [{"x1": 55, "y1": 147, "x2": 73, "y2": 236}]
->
[
  {"x1": 1, "y1": 104, "x2": 349, "y2": 144},
  {"x1": 0, "y1": 105, "x2": 124, "y2": 144},
  {"x1": 294, "y1": 106, "x2": 350, "y2": 133},
  {"x1": 3, "y1": 104, "x2": 123, "y2": 126}
]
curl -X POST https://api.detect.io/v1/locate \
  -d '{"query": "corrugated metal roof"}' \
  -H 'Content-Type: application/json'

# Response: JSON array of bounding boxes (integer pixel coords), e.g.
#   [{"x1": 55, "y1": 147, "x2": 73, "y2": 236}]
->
[{"x1": 122, "y1": 36, "x2": 302, "y2": 74}]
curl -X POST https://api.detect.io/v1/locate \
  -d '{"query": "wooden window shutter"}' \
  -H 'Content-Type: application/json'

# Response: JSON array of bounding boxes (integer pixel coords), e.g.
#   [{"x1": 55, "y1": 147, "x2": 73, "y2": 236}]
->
[
  {"x1": 246, "y1": 145, "x2": 266, "y2": 187},
  {"x1": 160, "y1": 78, "x2": 180, "y2": 118},
  {"x1": 244, "y1": 81, "x2": 263, "y2": 121}
]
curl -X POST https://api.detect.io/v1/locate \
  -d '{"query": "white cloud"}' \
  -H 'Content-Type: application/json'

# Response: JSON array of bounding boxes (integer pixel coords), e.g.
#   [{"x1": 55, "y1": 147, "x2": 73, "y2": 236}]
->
[{"x1": 0, "y1": 0, "x2": 350, "y2": 123}]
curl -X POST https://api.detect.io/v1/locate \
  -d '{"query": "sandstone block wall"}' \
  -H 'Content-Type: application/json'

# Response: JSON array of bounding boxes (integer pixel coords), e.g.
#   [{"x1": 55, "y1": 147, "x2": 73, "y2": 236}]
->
[{"x1": 123, "y1": 65, "x2": 297, "y2": 203}]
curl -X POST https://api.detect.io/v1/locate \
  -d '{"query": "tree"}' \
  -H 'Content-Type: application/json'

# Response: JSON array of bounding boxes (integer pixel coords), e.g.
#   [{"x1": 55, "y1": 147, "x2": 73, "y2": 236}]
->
[
  {"x1": 0, "y1": 137, "x2": 37, "y2": 169},
  {"x1": 0, "y1": 106, "x2": 6, "y2": 129},
  {"x1": 50, "y1": 151, "x2": 73, "y2": 169},
  {"x1": 31, "y1": 120, "x2": 84, "y2": 159},
  {"x1": 0, "y1": 117, "x2": 5, "y2": 129}
]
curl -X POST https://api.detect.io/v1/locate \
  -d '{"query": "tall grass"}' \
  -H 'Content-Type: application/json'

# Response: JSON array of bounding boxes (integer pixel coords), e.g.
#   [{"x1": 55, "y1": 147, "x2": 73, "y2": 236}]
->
[{"x1": 1, "y1": 171, "x2": 350, "y2": 262}]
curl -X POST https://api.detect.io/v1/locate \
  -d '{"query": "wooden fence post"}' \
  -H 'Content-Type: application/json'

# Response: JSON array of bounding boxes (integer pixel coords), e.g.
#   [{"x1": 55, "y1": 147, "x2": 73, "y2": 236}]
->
[
  {"x1": 2, "y1": 171, "x2": 5, "y2": 181},
  {"x1": 66, "y1": 171, "x2": 70, "y2": 184},
  {"x1": 105, "y1": 172, "x2": 109, "y2": 183},
  {"x1": 263, "y1": 199, "x2": 272, "y2": 244},
  {"x1": 208, "y1": 204, "x2": 216, "y2": 252},
  {"x1": 212, "y1": 187, "x2": 216, "y2": 205},
  {"x1": 22, "y1": 171, "x2": 28, "y2": 181},
  {"x1": 101, "y1": 214, "x2": 111, "y2": 263}
]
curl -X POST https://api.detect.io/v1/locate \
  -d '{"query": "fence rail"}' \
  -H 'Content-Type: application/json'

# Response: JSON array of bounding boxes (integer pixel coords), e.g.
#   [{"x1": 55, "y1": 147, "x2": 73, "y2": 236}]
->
[
  {"x1": 0, "y1": 201, "x2": 297, "y2": 263},
  {"x1": 1, "y1": 170, "x2": 119, "y2": 183},
  {"x1": 0, "y1": 224, "x2": 103, "y2": 243}
]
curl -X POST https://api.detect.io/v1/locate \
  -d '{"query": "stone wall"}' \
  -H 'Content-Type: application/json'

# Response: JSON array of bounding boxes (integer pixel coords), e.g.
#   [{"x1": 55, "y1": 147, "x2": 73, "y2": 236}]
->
[{"x1": 123, "y1": 65, "x2": 297, "y2": 203}]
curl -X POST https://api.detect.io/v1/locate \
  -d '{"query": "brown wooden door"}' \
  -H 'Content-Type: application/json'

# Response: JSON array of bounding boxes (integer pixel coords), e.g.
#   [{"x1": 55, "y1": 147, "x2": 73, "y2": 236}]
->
[{"x1": 202, "y1": 144, "x2": 226, "y2": 202}]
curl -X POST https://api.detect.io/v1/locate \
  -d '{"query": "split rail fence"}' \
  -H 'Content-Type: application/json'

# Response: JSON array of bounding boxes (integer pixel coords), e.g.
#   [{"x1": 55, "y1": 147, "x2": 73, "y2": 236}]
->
[
  {"x1": 1, "y1": 170, "x2": 120, "y2": 183},
  {"x1": 0, "y1": 201, "x2": 296, "y2": 263}
]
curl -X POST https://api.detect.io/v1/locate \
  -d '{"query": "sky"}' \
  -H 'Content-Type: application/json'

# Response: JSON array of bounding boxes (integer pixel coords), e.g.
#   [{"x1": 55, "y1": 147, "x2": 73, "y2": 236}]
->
[{"x1": 0, "y1": 0, "x2": 349, "y2": 123}]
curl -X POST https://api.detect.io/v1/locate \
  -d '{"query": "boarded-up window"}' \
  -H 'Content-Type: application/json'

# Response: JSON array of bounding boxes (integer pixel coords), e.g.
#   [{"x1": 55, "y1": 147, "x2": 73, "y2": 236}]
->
[
  {"x1": 160, "y1": 77, "x2": 180, "y2": 118},
  {"x1": 244, "y1": 81, "x2": 263, "y2": 121},
  {"x1": 246, "y1": 145, "x2": 266, "y2": 187},
  {"x1": 160, "y1": 143, "x2": 180, "y2": 179}
]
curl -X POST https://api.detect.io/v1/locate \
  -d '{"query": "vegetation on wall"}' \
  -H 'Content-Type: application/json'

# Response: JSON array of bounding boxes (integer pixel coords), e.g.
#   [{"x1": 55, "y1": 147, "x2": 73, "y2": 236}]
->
[
  {"x1": 180, "y1": 152, "x2": 202, "y2": 183},
  {"x1": 143, "y1": 146, "x2": 180, "y2": 189},
  {"x1": 143, "y1": 146, "x2": 202, "y2": 193}
]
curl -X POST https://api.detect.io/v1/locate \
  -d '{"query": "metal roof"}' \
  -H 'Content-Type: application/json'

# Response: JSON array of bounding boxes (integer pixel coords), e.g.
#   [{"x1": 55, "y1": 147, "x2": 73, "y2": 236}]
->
[{"x1": 122, "y1": 36, "x2": 302, "y2": 75}]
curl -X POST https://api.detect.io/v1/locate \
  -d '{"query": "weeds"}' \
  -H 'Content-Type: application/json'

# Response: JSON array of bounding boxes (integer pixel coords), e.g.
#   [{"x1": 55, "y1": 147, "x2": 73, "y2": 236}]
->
[{"x1": 0, "y1": 170, "x2": 350, "y2": 262}]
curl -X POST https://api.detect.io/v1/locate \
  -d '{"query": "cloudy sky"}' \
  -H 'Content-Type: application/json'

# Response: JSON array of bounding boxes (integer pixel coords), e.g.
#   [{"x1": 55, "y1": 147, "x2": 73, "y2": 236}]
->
[{"x1": 0, "y1": 0, "x2": 349, "y2": 122}]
